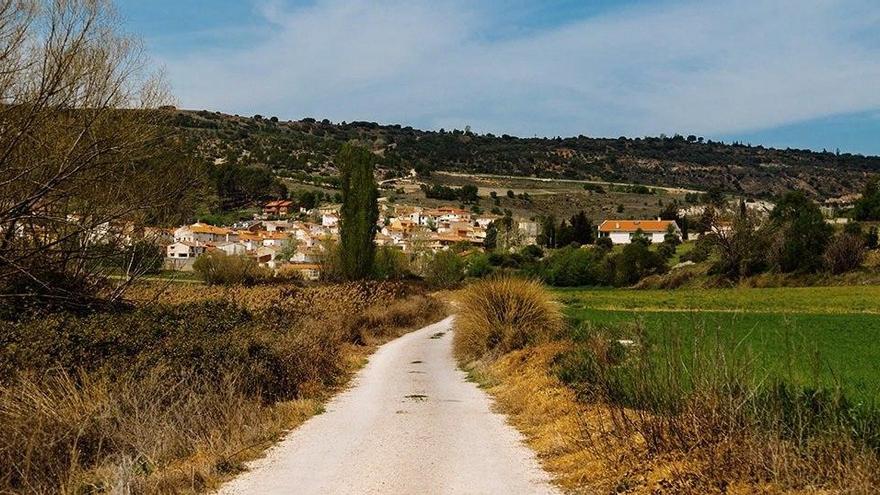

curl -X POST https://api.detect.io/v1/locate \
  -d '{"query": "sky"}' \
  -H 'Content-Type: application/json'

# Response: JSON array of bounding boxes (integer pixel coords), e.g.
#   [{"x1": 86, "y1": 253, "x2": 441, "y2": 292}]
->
[{"x1": 117, "y1": 0, "x2": 880, "y2": 156}]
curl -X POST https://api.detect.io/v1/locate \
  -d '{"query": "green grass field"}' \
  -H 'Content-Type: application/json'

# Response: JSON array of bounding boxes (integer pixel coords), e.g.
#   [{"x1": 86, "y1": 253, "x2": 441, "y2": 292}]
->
[{"x1": 559, "y1": 286, "x2": 880, "y2": 402}]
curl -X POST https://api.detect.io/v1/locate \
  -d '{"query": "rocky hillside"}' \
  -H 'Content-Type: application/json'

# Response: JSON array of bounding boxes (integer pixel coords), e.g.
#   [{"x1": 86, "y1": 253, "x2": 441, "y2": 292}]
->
[{"x1": 174, "y1": 110, "x2": 880, "y2": 199}]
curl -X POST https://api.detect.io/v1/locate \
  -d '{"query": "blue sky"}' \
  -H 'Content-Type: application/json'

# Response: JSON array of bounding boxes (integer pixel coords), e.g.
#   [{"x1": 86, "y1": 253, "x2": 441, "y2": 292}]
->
[{"x1": 118, "y1": 0, "x2": 880, "y2": 156}]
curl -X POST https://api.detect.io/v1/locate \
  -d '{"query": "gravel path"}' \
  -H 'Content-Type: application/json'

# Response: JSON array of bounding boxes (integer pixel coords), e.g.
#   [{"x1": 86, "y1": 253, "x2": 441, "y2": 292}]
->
[{"x1": 217, "y1": 316, "x2": 560, "y2": 494}]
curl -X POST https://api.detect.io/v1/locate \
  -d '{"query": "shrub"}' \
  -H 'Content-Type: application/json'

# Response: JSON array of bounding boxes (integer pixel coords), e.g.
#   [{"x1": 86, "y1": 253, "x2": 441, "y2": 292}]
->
[
  {"x1": 769, "y1": 192, "x2": 833, "y2": 273},
  {"x1": 344, "y1": 295, "x2": 447, "y2": 344},
  {"x1": 425, "y1": 250, "x2": 465, "y2": 288},
  {"x1": 453, "y1": 277, "x2": 562, "y2": 361},
  {"x1": 466, "y1": 252, "x2": 494, "y2": 278},
  {"x1": 866, "y1": 227, "x2": 879, "y2": 250},
  {"x1": 609, "y1": 241, "x2": 667, "y2": 286},
  {"x1": 656, "y1": 242, "x2": 676, "y2": 259},
  {"x1": 373, "y1": 246, "x2": 410, "y2": 280},
  {"x1": 193, "y1": 251, "x2": 269, "y2": 285},
  {"x1": 680, "y1": 235, "x2": 714, "y2": 263},
  {"x1": 595, "y1": 237, "x2": 613, "y2": 251},
  {"x1": 537, "y1": 246, "x2": 605, "y2": 287},
  {"x1": 824, "y1": 233, "x2": 867, "y2": 274}
]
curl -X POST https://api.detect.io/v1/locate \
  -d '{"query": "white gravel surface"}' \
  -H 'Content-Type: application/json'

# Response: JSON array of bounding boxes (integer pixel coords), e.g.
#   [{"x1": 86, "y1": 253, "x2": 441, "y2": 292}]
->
[{"x1": 217, "y1": 316, "x2": 560, "y2": 495}]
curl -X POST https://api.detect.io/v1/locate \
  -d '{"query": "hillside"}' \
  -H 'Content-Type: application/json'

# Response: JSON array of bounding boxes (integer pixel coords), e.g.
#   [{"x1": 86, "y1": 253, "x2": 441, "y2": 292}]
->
[{"x1": 173, "y1": 110, "x2": 880, "y2": 199}]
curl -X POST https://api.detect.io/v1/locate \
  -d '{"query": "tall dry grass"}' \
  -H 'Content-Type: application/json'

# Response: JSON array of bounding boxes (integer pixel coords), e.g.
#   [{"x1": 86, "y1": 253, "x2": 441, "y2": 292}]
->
[
  {"x1": 0, "y1": 281, "x2": 446, "y2": 494},
  {"x1": 459, "y1": 279, "x2": 880, "y2": 493},
  {"x1": 555, "y1": 321, "x2": 880, "y2": 492},
  {"x1": 453, "y1": 276, "x2": 563, "y2": 362}
]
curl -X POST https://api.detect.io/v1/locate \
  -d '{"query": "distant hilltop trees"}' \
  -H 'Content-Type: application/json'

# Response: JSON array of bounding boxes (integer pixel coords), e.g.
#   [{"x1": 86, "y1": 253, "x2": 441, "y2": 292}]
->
[{"x1": 173, "y1": 111, "x2": 880, "y2": 200}]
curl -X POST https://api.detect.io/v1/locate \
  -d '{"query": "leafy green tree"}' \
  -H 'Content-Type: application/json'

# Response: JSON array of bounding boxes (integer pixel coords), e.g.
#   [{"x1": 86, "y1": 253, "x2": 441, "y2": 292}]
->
[
  {"x1": 630, "y1": 228, "x2": 650, "y2": 246},
  {"x1": 116, "y1": 241, "x2": 164, "y2": 276},
  {"x1": 484, "y1": 222, "x2": 497, "y2": 250},
  {"x1": 709, "y1": 209, "x2": 769, "y2": 279},
  {"x1": 568, "y1": 211, "x2": 594, "y2": 245},
  {"x1": 466, "y1": 252, "x2": 493, "y2": 278},
  {"x1": 663, "y1": 224, "x2": 681, "y2": 246},
  {"x1": 276, "y1": 238, "x2": 300, "y2": 262},
  {"x1": 211, "y1": 163, "x2": 287, "y2": 210},
  {"x1": 459, "y1": 185, "x2": 479, "y2": 203},
  {"x1": 595, "y1": 237, "x2": 614, "y2": 251},
  {"x1": 538, "y1": 215, "x2": 558, "y2": 248},
  {"x1": 373, "y1": 246, "x2": 409, "y2": 280},
  {"x1": 338, "y1": 144, "x2": 379, "y2": 280},
  {"x1": 557, "y1": 220, "x2": 574, "y2": 246},
  {"x1": 704, "y1": 186, "x2": 725, "y2": 207},
  {"x1": 853, "y1": 178, "x2": 880, "y2": 221},
  {"x1": 769, "y1": 192, "x2": 833, "y2": 273},
  {"x1": 426, "y1": 250, "x2": 465, "y2": 288},
  {"x1": 537, "y1": 246, "x2": 605, "y2": 286},
  {"x1": 867, "y1": 227, "x2": 879, "y2": 250},
  {"x1": 610, "y1": 242, "x2": 667, "y2": 286},
  {"x1": 298, "y1": 190, "x2": 318, "y2": 210}
]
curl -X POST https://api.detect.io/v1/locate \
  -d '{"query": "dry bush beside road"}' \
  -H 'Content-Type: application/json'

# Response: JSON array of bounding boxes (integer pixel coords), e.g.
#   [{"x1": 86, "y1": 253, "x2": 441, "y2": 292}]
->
[{"x1": 453, "y1": 277, "x2": 562, "y2": 362}]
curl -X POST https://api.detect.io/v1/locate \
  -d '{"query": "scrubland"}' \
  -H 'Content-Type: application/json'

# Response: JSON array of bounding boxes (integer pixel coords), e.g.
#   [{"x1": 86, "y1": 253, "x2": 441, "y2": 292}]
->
[{"x1": 0, "y1": 282, "x2": 446, "y2": 494}]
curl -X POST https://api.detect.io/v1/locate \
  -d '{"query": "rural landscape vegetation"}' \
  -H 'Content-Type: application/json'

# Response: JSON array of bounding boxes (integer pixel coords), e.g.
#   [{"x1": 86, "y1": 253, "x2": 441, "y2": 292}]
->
[{"x1": 2, "y1": 0, "x2": 880, "y2": 494}]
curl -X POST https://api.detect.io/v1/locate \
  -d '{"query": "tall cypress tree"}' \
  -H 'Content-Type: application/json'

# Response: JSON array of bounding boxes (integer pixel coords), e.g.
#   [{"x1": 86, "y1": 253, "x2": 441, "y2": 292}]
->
[{"x1": 338, "y1": 144, "x2": 379, "y2": 280}]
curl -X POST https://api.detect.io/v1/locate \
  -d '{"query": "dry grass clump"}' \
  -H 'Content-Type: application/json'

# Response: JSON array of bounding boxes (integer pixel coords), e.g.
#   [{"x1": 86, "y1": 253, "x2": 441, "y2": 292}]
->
[
  {"x1": 0, "y1": 281, "x2": 445, "y2": 494},
  {"x1": 192, "y1": 251, "x2": 271, "y2": 285},
  {"x1": 453, "y1": 276, "x2": 562, "y2": 362}
]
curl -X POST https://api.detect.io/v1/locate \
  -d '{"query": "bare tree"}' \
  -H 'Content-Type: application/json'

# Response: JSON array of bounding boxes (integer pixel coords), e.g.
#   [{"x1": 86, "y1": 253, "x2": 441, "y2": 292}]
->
[{"x1": 0, "y1": 0, "x2": 201, "y2": 311}]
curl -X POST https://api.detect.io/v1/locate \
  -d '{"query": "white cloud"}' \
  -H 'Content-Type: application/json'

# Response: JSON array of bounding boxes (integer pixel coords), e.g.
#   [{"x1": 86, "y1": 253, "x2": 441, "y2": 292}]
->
[{"x1": 160, "y1": 0, "x2": 880, "y2": 138}]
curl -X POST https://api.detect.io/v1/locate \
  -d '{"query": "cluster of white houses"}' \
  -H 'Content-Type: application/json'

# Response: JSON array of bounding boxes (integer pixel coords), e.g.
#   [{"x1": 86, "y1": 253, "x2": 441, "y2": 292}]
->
[
  {"x1": 157, "y1": 203, "x2": 540, "y2": 279},
  {"x1": 153, "y1": 200, "x2": 688, "y2": 279}
]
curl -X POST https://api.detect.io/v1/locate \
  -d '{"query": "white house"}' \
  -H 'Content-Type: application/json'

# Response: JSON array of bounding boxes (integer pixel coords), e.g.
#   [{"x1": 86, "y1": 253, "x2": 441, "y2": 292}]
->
[
  {"x1": 214, "y1": 242, "x2": 248, "y2": 256},
  {"x1": 166, "y1": 241, "x2": 206, "y2": 259},
  {"x1": 291, "y1": 247, "x2": 321, "y2": 264},
  {"x1": 597, "y1": 219, "x2": 681, "y2": 244},
  {"x1": 262, "y1": 220, "x2": 293, "y2": 233},
  {"x1": 321, "y1": 214, "x2": 339, "y2": 227},
  {"x1": 165, "y1": 241, "x2": 207, "y2": 271}
]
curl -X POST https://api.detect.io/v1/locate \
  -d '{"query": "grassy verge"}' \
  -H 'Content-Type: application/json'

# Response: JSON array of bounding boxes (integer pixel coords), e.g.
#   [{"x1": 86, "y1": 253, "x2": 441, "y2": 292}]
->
[
  {"x1": 0, "y1": 282, "x2": 447, "y2": 494},
  {"x1": 457, "y1": 277, "x2": 880, "y2": 493},
  {"x1": 558, "y1": 285, "x2": 880, "y2": 314}
]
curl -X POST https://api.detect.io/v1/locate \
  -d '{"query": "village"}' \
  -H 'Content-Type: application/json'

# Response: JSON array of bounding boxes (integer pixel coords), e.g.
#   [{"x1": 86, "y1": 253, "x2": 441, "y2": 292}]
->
[
  {"x1": 152, "y1": 190, "x2": 868, "y2": 281},
  {"x1": 154, "y1": 199, "x2": 540, "y2": 280}
]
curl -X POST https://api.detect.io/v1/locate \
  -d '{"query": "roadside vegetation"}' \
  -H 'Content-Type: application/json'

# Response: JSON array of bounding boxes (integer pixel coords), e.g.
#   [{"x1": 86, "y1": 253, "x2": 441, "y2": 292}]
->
[
  {"x1": 456, "y1": 275, "x2": 880, "y2": 493},
  {"x1": 0, "y1": 282, "x2": 446, "y2": 493}
]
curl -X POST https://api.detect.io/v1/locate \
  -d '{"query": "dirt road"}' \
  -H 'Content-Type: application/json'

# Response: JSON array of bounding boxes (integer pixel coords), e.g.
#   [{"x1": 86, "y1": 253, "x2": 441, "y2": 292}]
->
[{"x1": 217, "y1": 316, "x2": 559, "y2": 494}]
